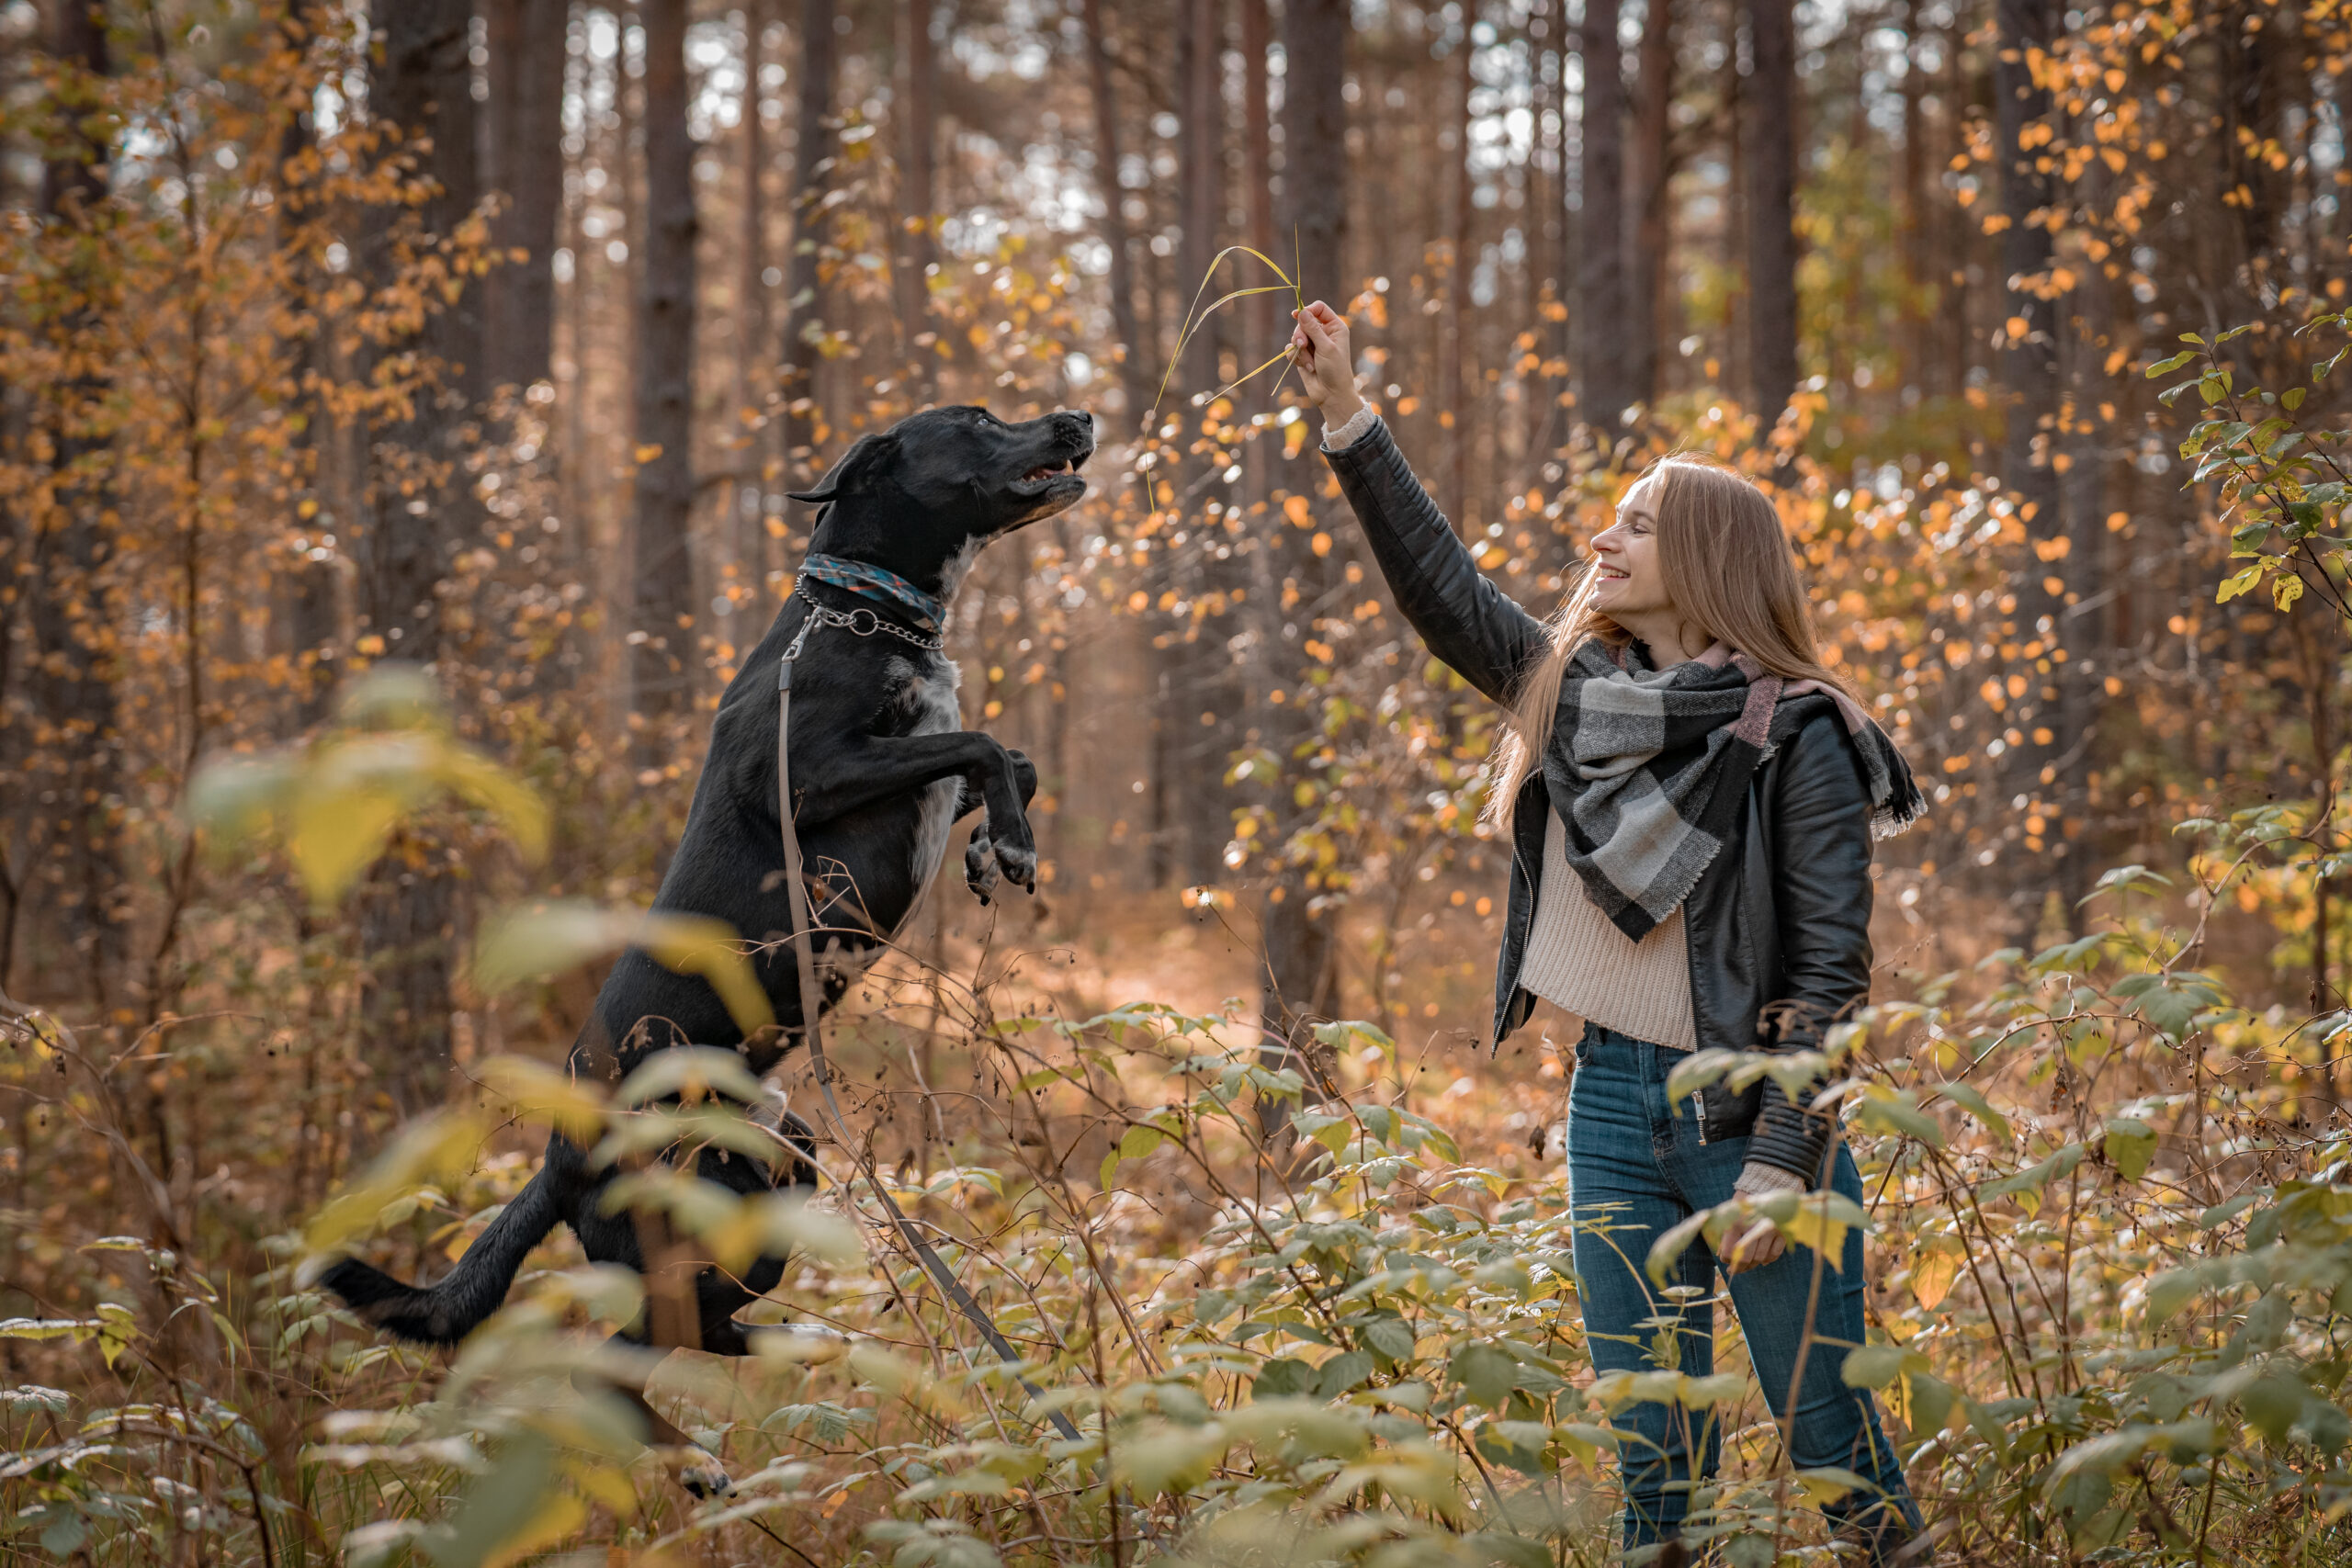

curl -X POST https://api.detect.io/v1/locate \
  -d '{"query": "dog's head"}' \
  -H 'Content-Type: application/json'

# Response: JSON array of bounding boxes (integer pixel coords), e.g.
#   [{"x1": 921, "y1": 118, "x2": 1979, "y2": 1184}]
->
[{"x1": 792, "y1": 406, "x2": 1095, "y2": 595}]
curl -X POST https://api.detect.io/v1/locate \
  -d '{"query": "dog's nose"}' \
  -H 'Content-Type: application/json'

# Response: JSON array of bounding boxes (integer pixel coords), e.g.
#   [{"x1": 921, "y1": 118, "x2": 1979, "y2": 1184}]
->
[{"x1": 1059, "y1": 410, "x2": 1093, "y2": 431}]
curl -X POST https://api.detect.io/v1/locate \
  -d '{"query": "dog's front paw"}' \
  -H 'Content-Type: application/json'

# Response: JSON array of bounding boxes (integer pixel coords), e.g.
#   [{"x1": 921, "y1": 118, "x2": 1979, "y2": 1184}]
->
[
  {"x1": 965, "y1": 829, "x2": 1001, "y2": 903},
  {"x1": 666, "y1": 1447, "x2": 734, "y2": 1500},
  {"x1": 992, "y1": 837, "x2": 1037, "y2": 894}
]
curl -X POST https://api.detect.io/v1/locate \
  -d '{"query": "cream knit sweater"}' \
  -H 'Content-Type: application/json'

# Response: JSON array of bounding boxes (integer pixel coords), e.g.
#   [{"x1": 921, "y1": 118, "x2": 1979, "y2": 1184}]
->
[{"x1": 1520, "y1": 811, "x2": 1699, "y2": 1050}]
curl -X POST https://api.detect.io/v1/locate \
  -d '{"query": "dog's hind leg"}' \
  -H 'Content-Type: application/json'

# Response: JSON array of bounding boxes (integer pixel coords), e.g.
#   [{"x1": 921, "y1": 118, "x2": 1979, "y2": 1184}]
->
[{"x1": 582, "y1": 1330, "x2": 735, "y2": 1499}]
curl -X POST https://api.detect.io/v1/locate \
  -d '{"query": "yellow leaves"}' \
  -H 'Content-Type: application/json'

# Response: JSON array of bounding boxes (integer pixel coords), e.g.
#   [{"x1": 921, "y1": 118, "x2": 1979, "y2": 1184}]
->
[
  {"x1": 1283, "y1": 494, "x2": 1314, "y2": 528},
  {"x1": 1908, "y1": 1235, "x2": 1965, "y2": 1309},
  {"x1": 1310, "y1": 531, "x2": 1332, "y2": 558},
  {"x1": 303, "y1": 1106, "x2": 492, "y2": 1259},
  {"x1": 472, "y1": 901, "x2": 771, "y2": 1034},
  {"x1": 187, "y1": 669, "x2": 548, "y2": 909}
]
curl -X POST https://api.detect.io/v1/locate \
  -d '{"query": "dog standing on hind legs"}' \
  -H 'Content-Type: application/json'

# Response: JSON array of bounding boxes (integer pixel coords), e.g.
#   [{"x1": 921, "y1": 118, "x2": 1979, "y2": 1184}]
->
[{"x1": 316, "y1": 406, "x2": 1096, "y2": 1495}]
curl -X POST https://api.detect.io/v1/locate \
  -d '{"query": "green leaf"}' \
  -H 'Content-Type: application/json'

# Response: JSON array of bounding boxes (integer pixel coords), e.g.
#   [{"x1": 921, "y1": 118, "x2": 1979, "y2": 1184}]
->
[
  {"x1": 1254, "y1": 1357, "x2": 1317, "y2": 1398},
  {"x1": 1852, "y1": 1086, "x2": 1943, "y2": 1147},
  {"x1": 2218, "y1": 561, "x2": 2267, "y2": 604},
  {"x1": 1840, "y1": 1345, "x2": 1929, "y2": 1390},
  {"x1": 1317, "y1": 1348, "x2": 1374, "y2": 1397},
  {"x1": 2103, "y1": 1117, "x2": 2157, "y2": 1182},
  {"x1": 1937, "y1": 1082, "x2": 2011, "y2": 1145},
  {"x1": 1363, "y1": 1316, "x2": 1417, "y2": 1363},
  {"x1": 1450, "y1": 1342, "x2": 1521, "y2": 1411},
  {"x1": 2241, "y1": 1371, "x2": 2309, "y2": 1444}
]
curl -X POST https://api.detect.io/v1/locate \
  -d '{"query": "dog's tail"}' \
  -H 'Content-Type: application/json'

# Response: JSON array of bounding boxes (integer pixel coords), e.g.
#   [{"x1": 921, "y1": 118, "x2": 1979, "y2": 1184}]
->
[{"x1": 318, "y1": 1161, "x2": 566, "y2": 1346}]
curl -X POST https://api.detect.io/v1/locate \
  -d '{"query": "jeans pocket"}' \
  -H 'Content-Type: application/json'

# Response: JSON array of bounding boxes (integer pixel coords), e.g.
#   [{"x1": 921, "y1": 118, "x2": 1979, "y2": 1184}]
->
[{"x1": 1572, "y1": 1027, "x2": 1595, "y2": 1068}]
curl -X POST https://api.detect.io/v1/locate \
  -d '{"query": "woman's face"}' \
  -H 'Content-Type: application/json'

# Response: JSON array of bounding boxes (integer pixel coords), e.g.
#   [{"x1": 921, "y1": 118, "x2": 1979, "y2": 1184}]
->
[{"x1": 1589, "y1": 473, "x2": 1671, "y2": 619}]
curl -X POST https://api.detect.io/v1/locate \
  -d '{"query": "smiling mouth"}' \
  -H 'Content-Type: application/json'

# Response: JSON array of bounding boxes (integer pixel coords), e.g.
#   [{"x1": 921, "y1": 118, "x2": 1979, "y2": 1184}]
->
[{"x1": 1019, "y1": 456, "x2": 1087, "y2": 483}]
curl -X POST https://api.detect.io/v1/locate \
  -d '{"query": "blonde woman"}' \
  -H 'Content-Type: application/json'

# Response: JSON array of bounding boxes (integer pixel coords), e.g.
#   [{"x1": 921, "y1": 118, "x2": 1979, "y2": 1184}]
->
[{"x1": 1289, "y1": 301, "x2": 1927, "y2": 1562}]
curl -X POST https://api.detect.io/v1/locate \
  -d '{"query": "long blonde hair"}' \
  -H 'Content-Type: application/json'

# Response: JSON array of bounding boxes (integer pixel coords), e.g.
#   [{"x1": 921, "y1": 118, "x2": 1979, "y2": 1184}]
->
[{"x1": 1483, "y1": 454, "x2": 1855, "y2": 828}]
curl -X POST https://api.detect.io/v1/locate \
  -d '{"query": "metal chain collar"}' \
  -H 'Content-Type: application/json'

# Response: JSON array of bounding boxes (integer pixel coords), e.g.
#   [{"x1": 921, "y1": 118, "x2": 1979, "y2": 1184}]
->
[{"x1": 791, "y1": 580, "x2": 947, "y2": 654}]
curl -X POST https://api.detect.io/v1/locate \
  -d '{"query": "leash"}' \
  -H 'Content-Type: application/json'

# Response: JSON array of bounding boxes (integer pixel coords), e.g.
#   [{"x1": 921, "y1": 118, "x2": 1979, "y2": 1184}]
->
[{"x1": 772, "y1": 585, "x2": 1081, "y2": 1443}]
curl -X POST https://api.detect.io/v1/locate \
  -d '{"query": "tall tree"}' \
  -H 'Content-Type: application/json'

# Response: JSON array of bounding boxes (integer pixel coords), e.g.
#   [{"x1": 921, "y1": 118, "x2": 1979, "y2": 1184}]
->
[
  {"x1": 1081, "y1": 0, "x2": 1152, "y2": 431},
  {"x1": 1993, "y1": 0, "x2": 2064, "y2": 929},
  {"x1": 18, "y1": 0, "x2": 124, "y2": 1007},
  {"x1": 1577, "y1": 0, "x2": 1632, "y2": 430},
  {"x1": 632, "y1": 0, "x2": 698, "y2": 740},
  {"x1": 736, "y1": 0, "x2": 773, "y2": 584},
  {"x1": 1742, "y1": 0, "x2": 1799, "y2": 419},
  {"x1": 1174, "y1": 0, "x2": 1241, "y2": 887},
  {"x1": 354, "y1": 0, "x2": 481, "y2": 1119},
  {"x1": 1254, "y1": 0, "x2": 1350, "y2": 1087},
  {"x1": 780, "y1": 0, "x2": 839, "y2": 489},
  {"x1": 483, "y1": 0, "x2": 570, "y2": 393},
  {"x1": 1625, "y1": 0, "x2": 1676, "y2": 408},
  {"x1": 899, "y1": 0, "x2": 940, "y2": 401}
]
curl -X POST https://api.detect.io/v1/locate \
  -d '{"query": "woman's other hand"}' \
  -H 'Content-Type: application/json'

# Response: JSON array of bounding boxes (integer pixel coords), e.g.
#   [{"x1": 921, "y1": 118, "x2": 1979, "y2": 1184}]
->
[
  {"x1": 1722, "y1": 1214, "x2": 1788, "y2": 1275},
  {"x1": 1291, "y1": 300, "x2": 1365, "y2": 425}
]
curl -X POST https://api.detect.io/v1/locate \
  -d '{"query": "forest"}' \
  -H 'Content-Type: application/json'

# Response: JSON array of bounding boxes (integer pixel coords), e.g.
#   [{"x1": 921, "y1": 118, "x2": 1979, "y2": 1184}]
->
[{"x1": 4, "y1": 0, "x2": 2351, "y2": 1561}]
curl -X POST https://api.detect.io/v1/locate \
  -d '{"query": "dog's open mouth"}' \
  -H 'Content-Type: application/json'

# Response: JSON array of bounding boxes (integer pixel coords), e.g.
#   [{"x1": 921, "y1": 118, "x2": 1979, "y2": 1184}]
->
[{"x1": 1017, "y1": 455, "x2": 1089, "y2": 484}]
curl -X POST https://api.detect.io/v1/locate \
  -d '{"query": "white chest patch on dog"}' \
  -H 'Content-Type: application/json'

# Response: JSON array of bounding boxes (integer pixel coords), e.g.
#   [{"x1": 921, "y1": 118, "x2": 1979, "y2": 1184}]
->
[{"x1": 886, "y1": 653, "x2": 965, "y2": 919}]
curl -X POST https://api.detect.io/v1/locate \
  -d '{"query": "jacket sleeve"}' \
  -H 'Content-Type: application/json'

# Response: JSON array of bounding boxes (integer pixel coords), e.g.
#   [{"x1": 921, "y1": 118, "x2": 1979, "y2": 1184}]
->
[
  {"x1": 1320, "y1": 417, "x2": 1547, "y2": 706},
  {"x1": 1744, "y1": 709, "x2": 1876, "y2": 1186}
]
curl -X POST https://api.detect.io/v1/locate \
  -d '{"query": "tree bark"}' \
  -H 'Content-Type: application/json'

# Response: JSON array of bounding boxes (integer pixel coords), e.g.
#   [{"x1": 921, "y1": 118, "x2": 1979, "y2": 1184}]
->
[
  {"x1": 24, "y1": 0, "x2": 125, "y2": 1010},
  {"x1": 1255, "y1": 0, "x2": 1349, "y2": 1108},
  {"x1": 1625, "y1": 0, "x2": 1675, "y2": 409},
  {"x1": 632, "y1": 0, "x2": 698, "y2": 741},
  {"x1": 484, "y1": 0, "x2": 570, "y2": 394},
  {"x1": 1743, "y1": 0, "x2": 1798, "y2": 420},
  {"x1": 1175, "y1": 0, "x2": 1240, "y2": 888},
  {"x1": 780, "y1": 0, "x2": 839, "y2": 490},
  {"x1": 1576, "y1": 0, "x2": 1632, "y2": 431},
  {"x1": 736, "y1": 0, "x2": 773, "y2": 588},
  {"x1": 357, "y1": 0, "x2": 482, "y2": 1118},
  {"x1": 1081, "y1": 0, "x2": 1152, "y2": 432},
  {"x1": 1993, "y1": 0, "x2": 2063, "y2": 931},
  {"x1": 1447, "y1": 17, "x2": 1476, "y2": 499},
  {"x1": 899, "y1": 0, "x2": 939, "y2": 400}
]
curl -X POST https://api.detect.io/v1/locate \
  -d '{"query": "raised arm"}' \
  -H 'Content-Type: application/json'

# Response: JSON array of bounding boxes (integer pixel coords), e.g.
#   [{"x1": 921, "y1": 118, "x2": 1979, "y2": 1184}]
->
[{"x1": 1292, "y1": 303, "x2": 1545, "y2": 705}]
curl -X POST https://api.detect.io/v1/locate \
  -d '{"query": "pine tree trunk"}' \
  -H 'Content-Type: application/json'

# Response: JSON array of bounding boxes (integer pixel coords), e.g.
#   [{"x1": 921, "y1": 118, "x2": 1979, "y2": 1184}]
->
[
  {"x1": 484, "y1": 0, "x2": 569, "y2": 394},
  {"x1": 1626, "y1": 0, "x2": 1675, "y2": 409},
  {"x1": 25, "y1": 0, "x2": 125, "y2": 1010},
  {"x1": 356, "y1": 0, "x2": 481, "y2": 1119},
  {"x1": 1081, "y1": 0, "x2": 1152, "y2": 433},
  {"x1": 631, "y1": 0, "x2": 699, "y2": 746},
  {"x1": 1743, "y1": 0, "x2": 1798, "y2": 420},
  {"x1": 781, "y1": 0, "x2": 838, "y2": 491},
  {"x1": 899, "y1": 0, "x2": 939, "y2": 400},
  {"x1": 1994, "y1": 0, "x2": 2062, "y2": 936},
  {"x1": 1175, "y1": 0, "x2": 1241, "y2": 889},
  {"x1": 736, "y1": 0, "x2": 772, "y2": 589},
  {"x1": 1255, "y1": 0, "x2": 1349, "y2": 1114},
  {"x1": 1576, "y1": 0, "x2": 1631, "y2": 430}
]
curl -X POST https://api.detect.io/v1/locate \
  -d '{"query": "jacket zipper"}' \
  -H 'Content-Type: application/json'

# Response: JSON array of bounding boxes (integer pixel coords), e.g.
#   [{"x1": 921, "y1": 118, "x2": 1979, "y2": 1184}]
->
[{"x1": 1693, "y1": 1090, "x2": 1709, "y2": 1145}]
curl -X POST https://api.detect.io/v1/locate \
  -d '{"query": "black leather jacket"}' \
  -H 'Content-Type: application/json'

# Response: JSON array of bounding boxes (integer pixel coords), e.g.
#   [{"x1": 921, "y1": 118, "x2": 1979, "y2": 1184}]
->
[{"x1": 1324, "y1": 418, "x2": 1875, "y2": 1186}]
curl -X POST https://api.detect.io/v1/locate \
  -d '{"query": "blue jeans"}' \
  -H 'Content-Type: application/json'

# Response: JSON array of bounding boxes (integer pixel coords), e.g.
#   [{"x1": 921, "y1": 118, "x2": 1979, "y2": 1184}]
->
[{"x1": 1566, "y1": 1022, "x2": 1921, "y2": 1559}]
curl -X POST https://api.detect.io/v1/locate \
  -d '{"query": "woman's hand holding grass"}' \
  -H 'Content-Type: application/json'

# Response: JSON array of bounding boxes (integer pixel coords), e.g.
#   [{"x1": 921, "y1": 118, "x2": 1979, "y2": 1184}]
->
[{"x1": 1290, "y1": 300, "x2": 1366, "y2": 428}]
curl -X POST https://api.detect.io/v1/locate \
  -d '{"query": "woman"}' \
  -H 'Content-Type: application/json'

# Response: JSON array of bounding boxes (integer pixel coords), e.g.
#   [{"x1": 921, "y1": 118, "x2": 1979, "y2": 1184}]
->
[{"x1": 1288, "y1": 300, "x2": 1928, "y2": 1562}]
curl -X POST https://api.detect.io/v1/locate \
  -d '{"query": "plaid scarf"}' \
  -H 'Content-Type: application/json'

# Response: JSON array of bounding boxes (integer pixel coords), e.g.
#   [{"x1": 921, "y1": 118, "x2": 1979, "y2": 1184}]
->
[{"x1": 1544, "y1": 640, "x2": 1926, "y2": 942}]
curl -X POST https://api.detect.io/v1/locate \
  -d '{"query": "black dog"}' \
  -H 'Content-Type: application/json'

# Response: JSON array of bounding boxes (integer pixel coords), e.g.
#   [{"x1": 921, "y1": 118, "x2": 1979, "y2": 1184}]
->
[{"x1": 318, "y1": 405, "x2": 1094, "y2": 1483}]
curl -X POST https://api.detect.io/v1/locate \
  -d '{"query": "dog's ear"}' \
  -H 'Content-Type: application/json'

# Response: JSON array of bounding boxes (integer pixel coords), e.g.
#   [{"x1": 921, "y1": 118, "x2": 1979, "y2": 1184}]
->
[{"x1": 787, "y1": 432, "x2": 902, "y2": 503}]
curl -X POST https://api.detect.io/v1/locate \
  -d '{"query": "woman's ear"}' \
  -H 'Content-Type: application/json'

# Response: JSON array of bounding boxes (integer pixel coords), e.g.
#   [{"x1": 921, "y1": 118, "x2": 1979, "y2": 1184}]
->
[{"x1": 787, "y1": 432, "x2": 903, "y2": 503}]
